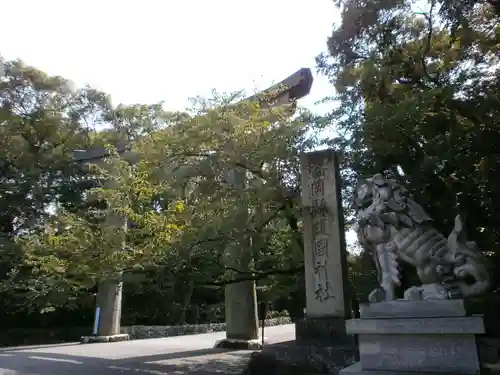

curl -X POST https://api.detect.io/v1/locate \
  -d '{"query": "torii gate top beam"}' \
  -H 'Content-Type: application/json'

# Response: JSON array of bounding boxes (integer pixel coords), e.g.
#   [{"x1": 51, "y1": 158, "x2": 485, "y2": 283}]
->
[
  {"x1": 73, "y1": 68, "x2": 313, "y2": 163},
  {"x1": 244, "y1": 67, "x2": 313, "y2": 106}
]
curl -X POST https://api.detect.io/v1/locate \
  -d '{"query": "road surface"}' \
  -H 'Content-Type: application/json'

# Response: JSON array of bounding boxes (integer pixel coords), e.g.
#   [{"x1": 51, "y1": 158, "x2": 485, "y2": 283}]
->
[{"x1": 0, "y1": 324, "x2": 295, "y2": 375}]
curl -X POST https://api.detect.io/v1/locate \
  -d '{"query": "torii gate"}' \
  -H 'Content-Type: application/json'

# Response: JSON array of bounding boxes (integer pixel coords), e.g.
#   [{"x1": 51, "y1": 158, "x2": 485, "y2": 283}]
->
[{"x1": 75, "y1": 68, "x2": 313, "y2": 346}]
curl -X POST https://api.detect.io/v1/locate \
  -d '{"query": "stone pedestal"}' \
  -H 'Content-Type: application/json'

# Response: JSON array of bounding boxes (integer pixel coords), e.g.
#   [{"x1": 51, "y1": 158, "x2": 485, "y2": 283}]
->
[
  {"x1": 340, "y1": 300, "x2": 484, "y2": 375},
  {"x1": 295, "y1": 316, "x2": 354, "y2": 347}
]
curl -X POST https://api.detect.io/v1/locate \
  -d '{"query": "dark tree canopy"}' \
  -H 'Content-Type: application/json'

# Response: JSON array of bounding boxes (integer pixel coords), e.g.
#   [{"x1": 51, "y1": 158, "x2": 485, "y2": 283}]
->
[{"x1": 318, "y1": 0, "x2": 500, "y2": 288}]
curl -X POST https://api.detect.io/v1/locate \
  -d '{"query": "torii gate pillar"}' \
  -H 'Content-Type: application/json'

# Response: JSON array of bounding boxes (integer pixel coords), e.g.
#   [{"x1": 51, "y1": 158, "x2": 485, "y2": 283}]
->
[{"x1": 214, "y1": 68, "x2": 313, "y2": 349}]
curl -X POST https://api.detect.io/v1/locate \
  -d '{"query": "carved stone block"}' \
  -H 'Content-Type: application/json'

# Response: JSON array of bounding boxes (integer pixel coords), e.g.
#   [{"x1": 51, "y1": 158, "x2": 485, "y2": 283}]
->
[
  {"x1": 340, "y1": 300, "x2": 484, "y2": 375},
  {"x1": 357, "y1": 333, "x2": 480, "y2": 374},
  {"x1": 359, "y1": 299, "x2": 467, "y2": 319}
]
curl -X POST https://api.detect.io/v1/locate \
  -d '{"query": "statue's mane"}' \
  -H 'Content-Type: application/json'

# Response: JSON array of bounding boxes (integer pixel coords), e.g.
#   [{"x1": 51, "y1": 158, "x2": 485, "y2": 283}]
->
[{"x1": 355, "y1": 174, "x2": 433, "y2": 228}]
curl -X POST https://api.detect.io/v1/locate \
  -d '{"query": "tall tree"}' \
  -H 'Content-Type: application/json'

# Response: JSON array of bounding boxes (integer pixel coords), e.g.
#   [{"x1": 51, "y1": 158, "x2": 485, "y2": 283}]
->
[
  {"x1": 0, "y1": 57, "x2": 110, "y2": 235},
  {"x1": 0, "y1": 57, "x2": 113, "y2": 310},
  {"x1": 5, "y1": 86, "x2": 317, "y2": 309},
  {"x1": 318, "y1": 0, "x2": 500, "y2": 287}
]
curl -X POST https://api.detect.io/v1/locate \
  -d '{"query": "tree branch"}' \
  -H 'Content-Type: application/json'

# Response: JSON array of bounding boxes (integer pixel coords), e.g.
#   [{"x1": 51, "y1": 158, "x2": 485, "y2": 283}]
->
[
  {"x1": 169, "y1": 151, "x2": 268, "y2": 180},
  {"x1": 419, "y1": 0, "x2": 440, "y2": 86},
  {"x1": 195, "y1": 265, "x2": 304, "y2": 287}
]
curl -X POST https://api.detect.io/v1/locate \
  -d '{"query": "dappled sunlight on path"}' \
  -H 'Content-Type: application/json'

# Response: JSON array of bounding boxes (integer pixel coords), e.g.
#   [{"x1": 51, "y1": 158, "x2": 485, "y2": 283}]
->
[{"x1": 0, "y1": 324, "x2": 295, "y2": 375}]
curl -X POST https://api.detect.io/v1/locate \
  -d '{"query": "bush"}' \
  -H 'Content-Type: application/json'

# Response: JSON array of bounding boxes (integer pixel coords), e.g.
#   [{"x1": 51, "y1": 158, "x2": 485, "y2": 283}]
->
[{"x1": 0, "y1": 326, "x2": 92, "y2": 347}]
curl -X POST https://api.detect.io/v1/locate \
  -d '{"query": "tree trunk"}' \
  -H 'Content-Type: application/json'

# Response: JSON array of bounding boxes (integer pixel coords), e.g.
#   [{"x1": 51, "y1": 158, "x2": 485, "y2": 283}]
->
[{"x1": 177, "y1": 279, "x2": 195, "y2": 325}]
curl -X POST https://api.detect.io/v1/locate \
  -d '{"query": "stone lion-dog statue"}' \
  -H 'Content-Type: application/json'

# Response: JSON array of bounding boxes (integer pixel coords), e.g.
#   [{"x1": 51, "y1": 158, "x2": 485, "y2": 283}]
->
[{"x1": 353, "y1": 174, "x2": 490, "y2": 302}]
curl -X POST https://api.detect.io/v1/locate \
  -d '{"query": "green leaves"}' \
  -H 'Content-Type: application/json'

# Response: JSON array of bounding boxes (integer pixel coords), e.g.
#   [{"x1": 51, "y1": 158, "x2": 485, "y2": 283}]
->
[
  {"x1": 0, "y1": 65, "x2": 318, "y2": 308},
  {"x1": 7, "y1": 146, "x2": 188, "y2": 306},
  {"x1": 321, "y1": 0, "x2": 500, "y2": 289}
]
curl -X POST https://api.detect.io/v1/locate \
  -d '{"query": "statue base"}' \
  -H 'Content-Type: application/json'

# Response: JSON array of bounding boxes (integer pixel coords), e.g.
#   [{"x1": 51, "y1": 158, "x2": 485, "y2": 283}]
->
[{"x1": 340, "y1": 299, "x2": 484, "y2": 375}]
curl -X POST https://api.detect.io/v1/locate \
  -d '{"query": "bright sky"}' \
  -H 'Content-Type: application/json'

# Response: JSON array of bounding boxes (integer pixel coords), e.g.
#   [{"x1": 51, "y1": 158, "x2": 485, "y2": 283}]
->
[
  {"x1": 1, "y1": 0, "x2": 358, "y2": 245},
  {"x1": 1, "y1": 0, "x2": 339, "y2": 114}
]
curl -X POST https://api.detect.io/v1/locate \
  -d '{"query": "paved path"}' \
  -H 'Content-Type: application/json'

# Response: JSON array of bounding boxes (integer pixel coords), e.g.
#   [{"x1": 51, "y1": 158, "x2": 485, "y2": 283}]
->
[{"x1": 0, "y1": 324, "x2": 295, "y2": 375}]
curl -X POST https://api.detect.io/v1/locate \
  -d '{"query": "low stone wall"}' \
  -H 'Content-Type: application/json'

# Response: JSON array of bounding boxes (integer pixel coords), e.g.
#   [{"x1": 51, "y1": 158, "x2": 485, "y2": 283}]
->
[{"x1": 121, "y1": 317, "x2": 292, "y2": 340}]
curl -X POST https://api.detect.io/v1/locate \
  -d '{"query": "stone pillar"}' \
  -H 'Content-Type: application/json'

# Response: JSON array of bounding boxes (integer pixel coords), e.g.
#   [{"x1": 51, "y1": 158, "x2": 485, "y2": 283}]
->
[
  {"x1": 95, "y1": 276, "x2": 123, "y2": 336},
  {"x1": 88, "y1": 204, "x2": 128, "y2": 341},
  {"x1": 75, "y1": 149, "x2": 130, "y2": 343},
  {"x1": 215, "y1": 168, "x2": 260, "y2": 350},
  {"x1": 296, "y1": 149, "x2": 352, "y2": 346},
  {"x1": 213, "y1": 68, "x2": 313, "y2": 348}
]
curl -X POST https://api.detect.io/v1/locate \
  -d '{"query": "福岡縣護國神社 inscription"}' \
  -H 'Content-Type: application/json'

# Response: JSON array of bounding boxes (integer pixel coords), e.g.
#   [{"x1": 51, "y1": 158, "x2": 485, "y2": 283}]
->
[
  {"x1": 308, "y1": 160, "x2": 335, "y2": 302},
  {"x1": 301, "y1": 149, "x2": 349, "y2": 319}
]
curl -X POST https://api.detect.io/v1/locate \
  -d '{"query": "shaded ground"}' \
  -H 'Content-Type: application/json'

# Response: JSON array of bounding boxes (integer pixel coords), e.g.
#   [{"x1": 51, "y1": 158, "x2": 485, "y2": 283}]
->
[{"x1": 0, "y1": 324, "x2": 295, "y2": 375}]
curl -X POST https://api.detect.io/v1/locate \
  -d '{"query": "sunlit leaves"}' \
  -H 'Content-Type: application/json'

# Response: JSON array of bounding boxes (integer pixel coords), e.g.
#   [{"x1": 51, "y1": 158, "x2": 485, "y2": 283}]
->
[{"x1": 3, "y1": 80, "x2": 318, "y2": 306}]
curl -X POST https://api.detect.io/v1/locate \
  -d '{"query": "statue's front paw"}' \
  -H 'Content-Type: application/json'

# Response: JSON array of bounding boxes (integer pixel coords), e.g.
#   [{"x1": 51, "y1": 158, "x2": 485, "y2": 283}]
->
[
  {"x1": 404, "y1": 286, "x2": 423, "y2": 300},
  {"x1": 368, "y1": 287, "x2": 386, "y2": 303},
  {"x1": 421, "y1": 283, "x2": 450, "y2": 300},
  {"x1": 404, "y1": 284, "x2": 450, "y2": 301}
]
